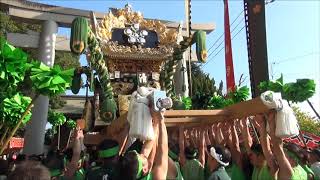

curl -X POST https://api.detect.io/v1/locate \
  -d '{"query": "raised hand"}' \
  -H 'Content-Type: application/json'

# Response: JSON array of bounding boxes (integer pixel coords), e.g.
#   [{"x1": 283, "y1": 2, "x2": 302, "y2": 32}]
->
[
  {"x1": 149, "y1": 107, "x2": 165, "y2": 123},
  {"x1": 221, "y1": 121, "x2": 231, "y2": 136},
  {"x1": 239, "y1": 118, "x2": 245, "y2": 130},
  {"x1": 266, "y1": 111, "x2": 276, "y2": 137},
  {"x1": 75, "y1": 128, "x2": 84, "y2": 140},
  {"x1": 253, "y1": 114, "x2": 266, "y2": 134}
]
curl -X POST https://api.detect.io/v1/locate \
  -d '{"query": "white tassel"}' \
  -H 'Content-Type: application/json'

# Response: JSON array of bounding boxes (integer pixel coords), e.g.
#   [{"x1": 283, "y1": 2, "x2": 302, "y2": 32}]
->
[
  {"x1": 127, "y1": 87, "x2": 155, "y2": 141},
  {"x1": 261, "y1": 91, "x2": 299, "y2": 138}
]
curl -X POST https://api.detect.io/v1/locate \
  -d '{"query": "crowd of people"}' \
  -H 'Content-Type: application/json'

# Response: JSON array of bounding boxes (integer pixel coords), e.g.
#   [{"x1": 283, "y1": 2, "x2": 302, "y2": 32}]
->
[{"x1": 0, "y1": 108, "x2": 320, "y2": 180}]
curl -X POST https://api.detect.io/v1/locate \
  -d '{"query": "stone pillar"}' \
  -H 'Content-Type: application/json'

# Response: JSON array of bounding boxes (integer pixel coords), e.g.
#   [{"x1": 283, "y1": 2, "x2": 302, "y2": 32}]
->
[
  {"x1": 23, "y1": 20, "x2": 58, "y2": 155},
  {"x1": 174, "y1": 51, "x2": 189, "y2": 97}
]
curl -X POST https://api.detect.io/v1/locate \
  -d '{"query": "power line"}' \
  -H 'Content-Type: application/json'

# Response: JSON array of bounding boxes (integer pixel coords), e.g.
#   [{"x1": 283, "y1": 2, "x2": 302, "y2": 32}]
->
[
  {"x1": 270, "y1": 51, "x2": 319, "y2": 79},
  {"x1": 202, "y1": 0, "x2": 275, "y2": 69},
  {"x1": 206, "y1": 10, "x2": 244, "y2": 54},
  {"x1": 202, "y1": 25, "x2": 245, "y2": 68},
  {"x1": 207, "y1": 16, "x2": 245, "y2": 60},
  {"x1": 272, "y1": 52, "x2": 319, "y2": 64}
]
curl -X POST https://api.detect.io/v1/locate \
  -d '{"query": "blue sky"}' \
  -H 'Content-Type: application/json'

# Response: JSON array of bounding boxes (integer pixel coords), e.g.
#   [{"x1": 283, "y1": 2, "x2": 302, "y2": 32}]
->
[{"x1": 36, "y1": 0, "x2": 320, "y2": 116}]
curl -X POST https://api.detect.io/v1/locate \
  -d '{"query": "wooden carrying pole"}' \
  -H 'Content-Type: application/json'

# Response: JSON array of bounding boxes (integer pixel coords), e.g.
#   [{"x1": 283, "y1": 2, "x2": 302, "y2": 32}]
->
[
  {"x1": 84, "y1": 97, "x2": 273, "y2": 145},
  {"x1": 164, "y1": 97, "x2": 270, "y2": 126}
]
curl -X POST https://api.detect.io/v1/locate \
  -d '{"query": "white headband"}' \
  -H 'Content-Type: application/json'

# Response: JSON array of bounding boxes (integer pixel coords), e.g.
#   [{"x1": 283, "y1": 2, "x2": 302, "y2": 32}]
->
[{"x1": 210, "y1": 147, "x2": 229, "y2": 167}]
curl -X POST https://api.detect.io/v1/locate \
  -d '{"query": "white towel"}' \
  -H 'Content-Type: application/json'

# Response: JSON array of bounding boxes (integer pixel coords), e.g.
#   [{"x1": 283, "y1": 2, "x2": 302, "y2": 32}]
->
[
  {"x1": 127, "y1": 87, "x2": 155, "y2": 141},
  {"x1": 260, "y1": 91, "x2": 299, "y2": 138}
]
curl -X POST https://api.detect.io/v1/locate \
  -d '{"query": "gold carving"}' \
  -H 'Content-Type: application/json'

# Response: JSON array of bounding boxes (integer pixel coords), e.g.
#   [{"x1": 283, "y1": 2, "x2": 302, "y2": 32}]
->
[
  {"x1": 107, "y1": 58, "x2": 163, "y2": 73},
  {"x1": 112, "y1": 83, "x2": 135, "y2": 95},
  {"x1": 101, "y1": 41, "x2": 174, "y2": 62},
  {"x1": 97, "y1": 6, "x2": 178, "y2": 46}
]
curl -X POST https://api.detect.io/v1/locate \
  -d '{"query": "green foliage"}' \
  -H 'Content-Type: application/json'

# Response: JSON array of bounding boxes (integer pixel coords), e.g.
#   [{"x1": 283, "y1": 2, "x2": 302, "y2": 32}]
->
[
  {"x1": 0, "y1": 37, "x2": 29, "y2": 98},
  {"x1": 47, "y1": 110, "x2": 66, "y2": 127},
  {"x1": 190, "y1": 63, "x2": 217, "y2": 95},
  {"x1": 283, "y1": 79, "x2": 316, "y2": 103},
  {"x1": 0, "y1": 11, "x2": 41, "y2": 37},
  {"x1": 66, "y1": 119, "x2": 76, "y2": 129},
  {"x1": 207, "y1": 93, "x2": 229, "y2": 109},
  {"x1": 188, "y1": 62, "x2": 219, "y2": 109},
  {"x1": 207, "y1": 94, "x2": 236, "y2": 109},
  {"x1": 172, "y1": 99, "x2": 186, "y2": 110},
  {"x1": 19, "y1": 49, "x2": 80, "y2": 109},
  {"x1": 229, "y1": 86, "x2": 250, "y2": 103},
  {"x1": 0, "y1": 93, "x2": 32, "y2": 127},
  {"x1": 191, "y1": 93, "x2": 212, "y2": 110},
  {"x1": 207, "y1": 86, "x2": 249, "y2": 109},
  {"x1": 182, "y1": 97, "x2": 192, "y2": 110},
  {"x1": 259, "y1": 75, "x2": 316, "y2": 103},
  {"x1": 259, "y1": 75, "x2": 284, "y2": 93},
  {"x1": 0, "y1": 36, "x2": 74, "y2": 145},
  {"x1": 29, "y1": 61, "x2": 74, "y2": 97},
  {"x1": 293, "y1": 107, "x2": 320, "y2": 136},
  {"x1": 0, "y1": 11, "x2": 80, "y2": 109},
  {"x1": 185, "y1": 62, "x2": 250, "y2": 110},
  {"x1": 54, "y1": 51, "x2": 80, "y2": 70}
]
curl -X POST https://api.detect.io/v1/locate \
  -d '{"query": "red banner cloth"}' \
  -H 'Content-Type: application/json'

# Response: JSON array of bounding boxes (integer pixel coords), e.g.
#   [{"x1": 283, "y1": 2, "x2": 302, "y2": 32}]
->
[
  {"x1": 284, "y1": 131, "x2": 320, "y2": 149},
  {"x1": 224, "y1": 0, "x2": 236, "y2": 92}
]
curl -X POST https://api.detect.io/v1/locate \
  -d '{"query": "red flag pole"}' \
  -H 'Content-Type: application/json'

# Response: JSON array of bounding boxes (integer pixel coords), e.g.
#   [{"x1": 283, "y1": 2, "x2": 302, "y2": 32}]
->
[{"x1": 224, "y1": 0, "x2": 236, "y2": 92}]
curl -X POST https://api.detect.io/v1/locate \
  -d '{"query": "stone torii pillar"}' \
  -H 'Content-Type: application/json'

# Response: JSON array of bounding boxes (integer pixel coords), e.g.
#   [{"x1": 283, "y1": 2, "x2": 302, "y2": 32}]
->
[{"x1": 23, "y1": 20, "x2": 58, "y2": 155}]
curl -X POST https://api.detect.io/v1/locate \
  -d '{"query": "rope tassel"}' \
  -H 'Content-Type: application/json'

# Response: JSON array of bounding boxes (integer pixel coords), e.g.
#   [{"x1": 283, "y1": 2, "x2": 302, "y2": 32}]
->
[{"x1": 87, "y1": 29, "x2": 117, "y2": 123}]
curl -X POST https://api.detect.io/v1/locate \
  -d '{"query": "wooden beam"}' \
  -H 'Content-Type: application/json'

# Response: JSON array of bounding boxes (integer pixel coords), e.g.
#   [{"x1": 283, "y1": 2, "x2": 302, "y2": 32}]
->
[
  {"x1": 164, "y1": 97, "x2": 271, "y2": 127},
  {"x1": 164, "y1": 109, "x2": 227, "y2": 117},
  {"x1": 84, "y1": 97, "x2": 272, "y2": 144},
  {"x1": 165, "y1": 116, "x2": 226, "y2": 124},
  {"x1": 224, "y1": 97, "x2": 270, "y2": 120}
]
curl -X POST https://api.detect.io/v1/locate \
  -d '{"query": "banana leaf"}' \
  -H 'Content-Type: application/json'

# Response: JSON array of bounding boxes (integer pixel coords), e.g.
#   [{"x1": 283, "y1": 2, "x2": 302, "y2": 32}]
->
[
  {"x1": 259, "y1": 74, "x2": 315, "y2": 103},
  {"x1": 0, "y1": 93, "x2": 32, "y2": 127},
  {"x1": 29, "y1": 61, "x2": 74, "y2": 97}
]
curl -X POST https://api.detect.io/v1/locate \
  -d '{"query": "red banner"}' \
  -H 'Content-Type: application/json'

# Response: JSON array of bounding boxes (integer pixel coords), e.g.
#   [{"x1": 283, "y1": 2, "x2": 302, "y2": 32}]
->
[
  {"x1": 284, "y1": 131, "x2": 320, "y2": 149},
  {"x1": 241, "y1": 130, "x2": 320, "y2": 150},
  {"x1": 224, "y1": 0, "x2": 236, "y2": 92}
]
